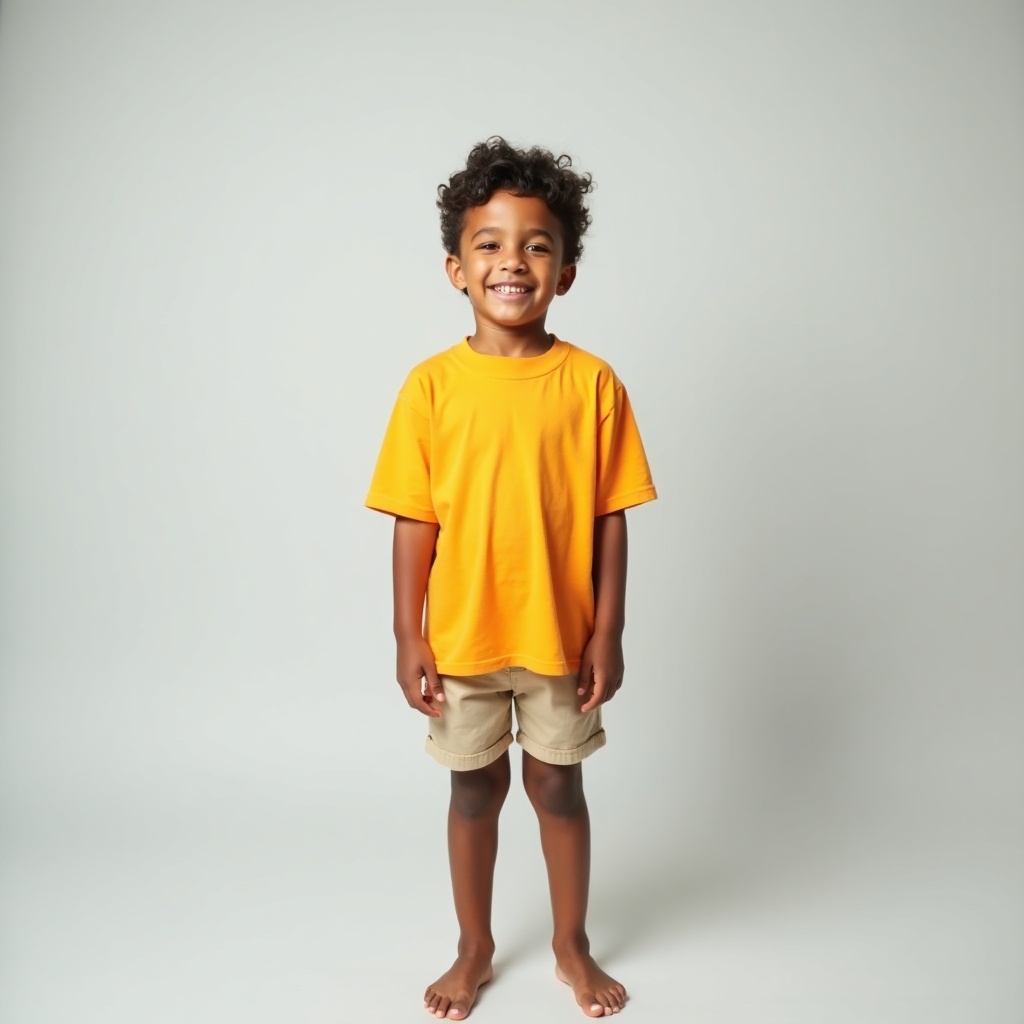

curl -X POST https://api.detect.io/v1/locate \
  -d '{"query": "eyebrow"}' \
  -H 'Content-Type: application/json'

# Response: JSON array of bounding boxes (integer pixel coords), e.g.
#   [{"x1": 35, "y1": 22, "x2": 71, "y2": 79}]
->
[{"x1": 469, "y1": 227, "x2": 556, "y2": 243}]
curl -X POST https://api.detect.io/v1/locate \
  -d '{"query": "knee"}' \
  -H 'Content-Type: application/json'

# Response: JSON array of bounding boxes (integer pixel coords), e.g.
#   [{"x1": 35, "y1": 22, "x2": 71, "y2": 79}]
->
[
  {"x1": 523, "y1": 757, "x2": 585, "y2": 818},
  {"x1": 450, "y1": 756, "x2": 510, "y2": 820}
]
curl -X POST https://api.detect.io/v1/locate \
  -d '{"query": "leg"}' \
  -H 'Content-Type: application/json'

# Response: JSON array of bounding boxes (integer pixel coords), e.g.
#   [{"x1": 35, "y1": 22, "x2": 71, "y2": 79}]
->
[
  {"x1": 522, "y1": 751, "x2": 626, "y2": 1017},
  {"x1": 424, "y1": 750, "x2": 510, "y2": 1019}
]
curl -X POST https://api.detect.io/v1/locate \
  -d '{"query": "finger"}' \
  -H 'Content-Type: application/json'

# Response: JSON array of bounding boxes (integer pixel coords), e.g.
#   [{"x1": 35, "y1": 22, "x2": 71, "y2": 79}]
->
[
  {"x1": 424, "y1": 663, "x2": 445, "y2": 704},
  {"x1": 577, "y1": 658, "x2": 593, "y2": 697},
  {"x1": 402, "y1": 677, "x2": 441, "y2": 718},
  {"x1": 581, "y1": 674, "x2": 607, "y2": 713},
  {"x1": 416, "y1": 691, "x2": 442, "y2": 718}
]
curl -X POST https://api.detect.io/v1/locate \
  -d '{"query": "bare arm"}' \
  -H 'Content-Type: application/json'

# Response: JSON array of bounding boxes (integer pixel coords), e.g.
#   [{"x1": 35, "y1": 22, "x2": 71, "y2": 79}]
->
[
  {"x1": 578, "y1": 509, "x2": 628, "y2": 712},
  {"x1": 392, "y1": 516, "x2": 445, "y2": 716}
]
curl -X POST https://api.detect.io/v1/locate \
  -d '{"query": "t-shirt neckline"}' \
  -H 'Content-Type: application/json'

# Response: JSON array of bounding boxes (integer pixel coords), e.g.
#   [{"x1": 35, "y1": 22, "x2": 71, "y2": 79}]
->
[{"x1": 452, "y1": 335, "x2": 571, "y2": 379}]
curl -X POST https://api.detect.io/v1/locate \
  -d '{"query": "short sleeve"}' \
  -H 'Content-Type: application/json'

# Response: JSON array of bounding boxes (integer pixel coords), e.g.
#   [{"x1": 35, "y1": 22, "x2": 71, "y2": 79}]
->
[
  {"x1": 365, "y1": 379, "x2": 438, "y2": 522},
  {"x1": 595, "y1": 380, "x2": 657, "y2": 516}
]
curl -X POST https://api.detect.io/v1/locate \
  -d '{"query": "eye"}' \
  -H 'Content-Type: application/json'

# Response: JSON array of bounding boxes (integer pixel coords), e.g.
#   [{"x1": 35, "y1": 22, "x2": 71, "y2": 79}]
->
[
  {"x1": 478, "y1": 242, "x2": 499, "y2": 251},
  {"x1": 526, "y1": 244, "x2": 550, "y2": 254}
]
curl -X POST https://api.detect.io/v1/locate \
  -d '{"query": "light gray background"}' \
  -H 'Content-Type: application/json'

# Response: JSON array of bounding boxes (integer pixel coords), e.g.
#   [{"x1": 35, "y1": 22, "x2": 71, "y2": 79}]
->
[{"x1": 1, "y1": 1, "x2": 1022, "y2": 1022}]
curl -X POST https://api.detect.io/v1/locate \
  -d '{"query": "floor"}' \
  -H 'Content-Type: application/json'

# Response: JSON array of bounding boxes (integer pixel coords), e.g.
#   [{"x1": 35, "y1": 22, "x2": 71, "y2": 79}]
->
[{"x1": 1, "y1": 786, "x2": 1021, "y2": 1024}]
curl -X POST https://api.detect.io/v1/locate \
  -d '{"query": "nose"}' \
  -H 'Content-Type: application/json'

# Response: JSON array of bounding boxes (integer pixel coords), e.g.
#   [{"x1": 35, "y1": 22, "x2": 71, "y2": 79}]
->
[{"x1": 499, "y1": 248, "x2": 527, "y2": 272}]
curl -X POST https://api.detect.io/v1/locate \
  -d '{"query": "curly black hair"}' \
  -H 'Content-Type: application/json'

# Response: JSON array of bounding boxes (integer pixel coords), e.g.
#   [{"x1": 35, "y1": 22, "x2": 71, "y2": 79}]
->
[{"x1": 437, "y1": 137, "x2": 594, "y2": 264}]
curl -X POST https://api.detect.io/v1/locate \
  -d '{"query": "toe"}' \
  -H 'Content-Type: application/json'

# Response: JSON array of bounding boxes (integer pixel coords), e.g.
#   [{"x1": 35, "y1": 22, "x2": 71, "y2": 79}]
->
[
  {"x1": 581, "y1": 992, "x2": 603, "y2": 1018},
  {"x1": 448, "y1": 1003, "x2": 468, "y2": 1019}
]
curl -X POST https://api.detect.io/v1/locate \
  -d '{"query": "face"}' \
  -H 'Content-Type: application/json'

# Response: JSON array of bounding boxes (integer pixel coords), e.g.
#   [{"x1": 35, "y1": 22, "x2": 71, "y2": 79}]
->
[{"x1": 445, "y1": 191, "x2": 576, "y2": 332}]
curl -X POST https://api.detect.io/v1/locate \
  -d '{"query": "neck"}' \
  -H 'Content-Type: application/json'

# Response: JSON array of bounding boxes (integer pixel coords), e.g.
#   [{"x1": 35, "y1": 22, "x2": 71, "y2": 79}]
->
[{"x1": 467, "y1": 321, "x2": 553, "y2": 358}]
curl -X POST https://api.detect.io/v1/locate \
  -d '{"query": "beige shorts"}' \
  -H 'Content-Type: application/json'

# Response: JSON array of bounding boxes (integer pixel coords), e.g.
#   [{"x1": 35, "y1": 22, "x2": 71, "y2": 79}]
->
[{"x1": 425, "y1": 666, "x2": 606, "y2": 771}]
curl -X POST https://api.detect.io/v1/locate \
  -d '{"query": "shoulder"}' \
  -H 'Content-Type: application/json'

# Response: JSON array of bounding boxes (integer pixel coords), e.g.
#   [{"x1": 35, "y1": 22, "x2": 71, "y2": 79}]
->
[
  {"x1": 560, "y1": 340, "x2": 626, "y2": 410},
  {"x1": 561, "y1": 340, "x2": 623, "y2": 384},
  {"x1": 402, "y1": 342, "x2": 461, "y2": 383},
  {"x1": 395, "y1": 342, "x2": 464, "y2": 406}
]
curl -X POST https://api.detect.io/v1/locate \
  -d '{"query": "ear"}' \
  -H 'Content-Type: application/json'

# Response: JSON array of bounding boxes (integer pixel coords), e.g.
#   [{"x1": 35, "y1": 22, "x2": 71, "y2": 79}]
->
[
  {"x1": 445, "y1": 253, "x2": 467, "y2": 293},
  {"x1": 555, "y1": 263, "x2": 577, "y2": 296}
]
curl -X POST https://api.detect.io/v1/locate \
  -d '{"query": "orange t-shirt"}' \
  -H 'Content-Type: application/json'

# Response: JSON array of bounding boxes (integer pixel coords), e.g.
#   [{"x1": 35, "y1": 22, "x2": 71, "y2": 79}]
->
[{"x1": 366, "y1": 337, "x2": 657, "y2": 676}]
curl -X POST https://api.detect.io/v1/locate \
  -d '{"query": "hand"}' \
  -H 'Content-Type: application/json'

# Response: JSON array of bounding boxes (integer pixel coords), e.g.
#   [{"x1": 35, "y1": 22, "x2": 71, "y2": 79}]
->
[
  {"x1": 396, "y1": 634, "x2": 445, "y2": 717},
  {"x1": 577, "y1": 631, "x2": 624, "y2": 713}
]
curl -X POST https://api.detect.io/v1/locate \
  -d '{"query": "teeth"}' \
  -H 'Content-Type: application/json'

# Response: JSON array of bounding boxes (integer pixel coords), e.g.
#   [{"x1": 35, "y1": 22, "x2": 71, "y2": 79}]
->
[{"x1": 493, "y1": 284, "x2": 528, "y2": 293}]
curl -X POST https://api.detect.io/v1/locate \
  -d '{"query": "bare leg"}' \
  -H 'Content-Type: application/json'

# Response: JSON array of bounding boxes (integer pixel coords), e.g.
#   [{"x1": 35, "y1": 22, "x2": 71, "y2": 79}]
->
[
  {"x1": 424, "y1": 752, "x2": 510, "y2": 1019},
  {"x1": 522, "y1": 751, "x2": 626, "y2": 1017}
]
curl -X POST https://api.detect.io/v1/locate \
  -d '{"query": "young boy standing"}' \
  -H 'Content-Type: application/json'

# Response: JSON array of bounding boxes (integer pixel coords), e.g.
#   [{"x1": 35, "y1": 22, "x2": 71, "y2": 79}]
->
[{"x1": 366, "y1": 138, "x2": 657, "y2": 1019}]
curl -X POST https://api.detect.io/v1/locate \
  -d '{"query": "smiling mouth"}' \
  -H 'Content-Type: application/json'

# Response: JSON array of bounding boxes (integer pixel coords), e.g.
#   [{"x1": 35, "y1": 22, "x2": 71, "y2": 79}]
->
[{"x1": 488, "y1": 283, "x2": 534, "y2": 295}]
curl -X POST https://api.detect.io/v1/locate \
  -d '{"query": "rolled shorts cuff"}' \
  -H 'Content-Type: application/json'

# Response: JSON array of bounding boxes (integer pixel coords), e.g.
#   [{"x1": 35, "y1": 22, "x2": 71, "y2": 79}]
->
[
  {"x1": 425, "y1": 731, "x2": 513, "y2": 772},
  {"x1": 517, "y1": 727, "x2": 606, "y2": 766}
]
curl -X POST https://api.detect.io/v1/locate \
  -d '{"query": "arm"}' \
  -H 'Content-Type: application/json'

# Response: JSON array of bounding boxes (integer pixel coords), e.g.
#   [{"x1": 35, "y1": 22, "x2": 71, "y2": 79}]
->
[
  {"x1": 578, "y1": 509, "x2": 628, "y2": 713},
  {"x1": 392, "y1": 515, "x2": 445, "y2": 716}
]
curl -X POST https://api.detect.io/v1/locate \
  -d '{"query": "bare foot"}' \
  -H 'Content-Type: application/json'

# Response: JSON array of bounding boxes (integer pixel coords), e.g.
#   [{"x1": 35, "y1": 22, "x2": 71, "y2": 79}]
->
[
  {"x1": 423, "y1": 950, "x2": 494, "y2": 1020},
  {"x1": 555, "y1": 948, "x2": 627, "y2": 1017}
]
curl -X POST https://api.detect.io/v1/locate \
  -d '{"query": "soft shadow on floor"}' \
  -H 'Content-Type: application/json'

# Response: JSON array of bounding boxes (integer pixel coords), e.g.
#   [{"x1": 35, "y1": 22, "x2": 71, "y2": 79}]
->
[
  {"x1": 592, "y1": 842, "x2": 816, "y2": 964},
  {"x1": 490, "y1": 847, "x2": 782, "y2": 976}
]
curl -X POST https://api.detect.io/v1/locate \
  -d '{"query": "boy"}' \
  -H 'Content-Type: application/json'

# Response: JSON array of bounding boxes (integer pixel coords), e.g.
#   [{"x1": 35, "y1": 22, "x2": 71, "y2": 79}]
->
[{"x1": 366, "y1": 137, "x2": 656, "y2": 1019}]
